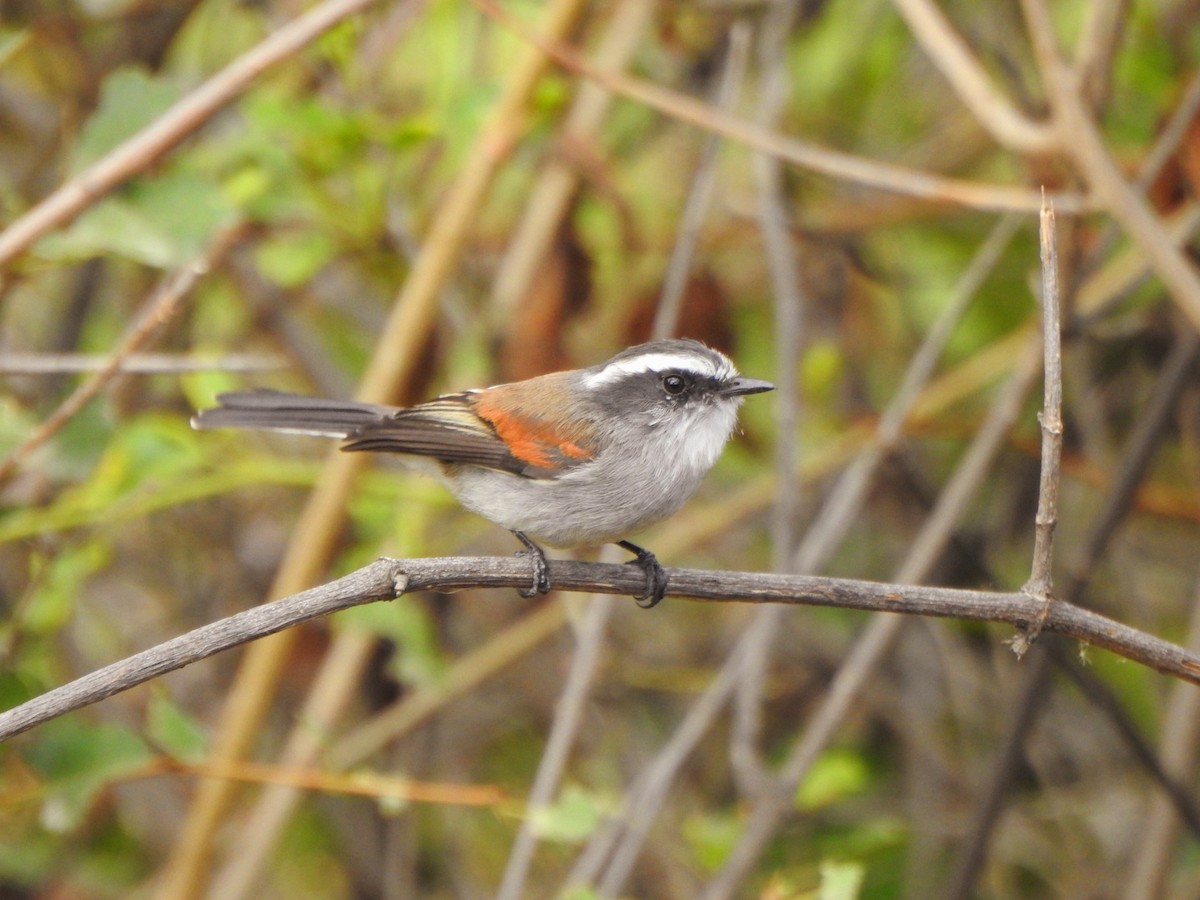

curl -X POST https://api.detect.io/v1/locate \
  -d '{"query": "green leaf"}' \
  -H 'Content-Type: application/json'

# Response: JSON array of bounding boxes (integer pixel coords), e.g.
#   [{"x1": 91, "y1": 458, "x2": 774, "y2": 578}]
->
[
  {"x1": 23, "y1": 539, "x2": 111, "y2": 635},
  {"x1": 254, "y1": 230, "x2": 338, "y2": 288},
  {"x1": 0, "y1": 667, "x2": 40, "y2": 713},
  {"x1": 72, "y1": 67, "x2": 181, "y2": 171},
  {"x1": 222, "y1": 164, "x2": 273, "y2": 208},
  {"x1": 166, "y1": 0, "x2": 266, "y2": 76},
  {"x1": 25, "y1": 720, "x2": 153, "y2": 832},
  {"x1": 528, "y1": 785, "x2": 608, "y2": 844},
  {"x1": 63, "y1": 414, "x2": 206, "y2": 509},
  {"x1": 796, "y1": 749, "x2": 870, "y2": 811},
  {"x1": 36, "y1": 199, "x2": 180, "y2": 267},
  {"x1": 683, "y1": 811, "x2": 742, "y2": 871},
  {"x1": 818, "y1": 860, "x2": 866, "y2": 900},
  {"x1": 145, "y1": 692, "x2": 208, "y2": 762},
  {"x1": 35, "y1": 171, "x2": 234, "y2": 267},
  {"x1": 802, "y1": 340, "x2": 846, "y2": 404}
]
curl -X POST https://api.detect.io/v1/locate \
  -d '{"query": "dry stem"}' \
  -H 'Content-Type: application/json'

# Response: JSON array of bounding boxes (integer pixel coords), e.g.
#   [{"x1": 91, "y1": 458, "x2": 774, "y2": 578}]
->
[{"x1": 3, "y1": 556, "x2": 1199, "y2": 745}]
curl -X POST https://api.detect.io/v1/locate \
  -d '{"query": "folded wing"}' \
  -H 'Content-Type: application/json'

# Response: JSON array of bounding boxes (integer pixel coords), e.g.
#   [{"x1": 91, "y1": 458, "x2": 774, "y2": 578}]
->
[{"x1": 193, "y1": 389, "x2": 597, "y2": 479}]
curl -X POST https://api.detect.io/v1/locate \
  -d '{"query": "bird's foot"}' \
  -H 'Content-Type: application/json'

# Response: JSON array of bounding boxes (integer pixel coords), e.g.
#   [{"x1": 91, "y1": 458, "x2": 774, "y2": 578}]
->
[
  {"x1": 617, "y1": 540, "x2": 668, "y2": 608},
  {"x1": 512, "y1": 531, "x2": 552, "y2": 597}
]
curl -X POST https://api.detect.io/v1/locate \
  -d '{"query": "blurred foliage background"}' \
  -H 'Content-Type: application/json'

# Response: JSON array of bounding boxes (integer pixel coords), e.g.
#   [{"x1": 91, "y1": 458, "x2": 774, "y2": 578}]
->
[{"x1": 2, "y1": 0, "x2": 1200, "y2": 897}]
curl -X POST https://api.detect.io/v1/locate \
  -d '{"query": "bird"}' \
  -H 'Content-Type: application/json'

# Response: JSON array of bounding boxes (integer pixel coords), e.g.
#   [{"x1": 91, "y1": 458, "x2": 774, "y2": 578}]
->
[{"x1": 191, "y1": 338, "x2": 774, "y2": 607}]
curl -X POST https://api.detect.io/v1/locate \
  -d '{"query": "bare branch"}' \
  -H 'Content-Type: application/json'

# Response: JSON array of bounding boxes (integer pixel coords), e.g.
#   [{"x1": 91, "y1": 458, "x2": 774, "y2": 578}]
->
[
  {"x1": 1016, "y1": 197, "x2": 1064, "y2": 650},
  {"x1": 2, "y1": 556, "x2": 1199, "y2": 743},
  {"x1": 0, "y1": 0, "x2": 397, "y2": 267},
  {"x1": 0, "y1": 352, "x2": 282, "y2": 375},
  {"x1": 944, "y1": 650, "x2": 1053, "y2": 899},
  {"x1": 891, "y1": 0, "x2": 1057, "y2": 153},
  {"x1": 0, "y1": 225, "x2": 244, "y2": 488},
  {"x1": 497, "y1": 592, "x2": 614, "y2": 900},
  {"x1": 471, "y1": 0, "x2": 1087, "y2": 214},
  {"x1": 652, "y1": 21, "x2": 751, "y2": 340},
  {"x1": 1022, "y1": 0, "x2": 1200, "y2": 333},
  {"x1": 489, "y1": 0, "x2": 660, "y2": 321},
  {"x1": 164, "y1": 3, "x2": 596, "y2": 892},
  {"x1": 701, "y1": 338, "x2": 1045, "y2": 900}
]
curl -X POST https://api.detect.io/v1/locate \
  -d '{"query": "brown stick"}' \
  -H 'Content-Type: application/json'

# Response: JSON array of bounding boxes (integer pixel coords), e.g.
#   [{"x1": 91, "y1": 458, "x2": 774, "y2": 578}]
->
[
  {"x1": 0, "y1": 0, "x2": 388, "y2": 268},
  {"x1": 0, "y1": 224, "x2": 245, "y2": 487},
  {"x1": 1017, "y1": 198, "x2": 1064, "y2": 650},
  {"x1": 2, "y1": 555, "x2": 1199, "y2": 744}
]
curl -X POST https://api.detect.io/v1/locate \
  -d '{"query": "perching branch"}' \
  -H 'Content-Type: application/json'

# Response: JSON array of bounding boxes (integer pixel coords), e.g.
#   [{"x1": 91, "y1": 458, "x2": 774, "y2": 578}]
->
[{"x1": 2, "y1": 556, "x2": 1199, "y2": 743}]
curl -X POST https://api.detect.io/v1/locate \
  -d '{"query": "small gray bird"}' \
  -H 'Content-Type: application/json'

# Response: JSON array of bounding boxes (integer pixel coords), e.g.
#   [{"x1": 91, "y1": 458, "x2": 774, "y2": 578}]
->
[{"x1": 192, "y1": 339, "x2": 774, "y2": 607}]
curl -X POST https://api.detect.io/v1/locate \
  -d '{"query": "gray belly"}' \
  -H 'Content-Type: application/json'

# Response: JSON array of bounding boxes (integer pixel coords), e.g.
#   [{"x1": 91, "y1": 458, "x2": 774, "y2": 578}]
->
[{"x1": 445, "y1": 460, "x2": 708, "y2": 548}]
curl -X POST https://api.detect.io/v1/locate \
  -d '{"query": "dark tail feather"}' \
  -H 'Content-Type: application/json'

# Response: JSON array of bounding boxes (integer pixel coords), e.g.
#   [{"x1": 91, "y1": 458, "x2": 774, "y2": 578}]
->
[{"x1": 191, "y1": 390, "x2": 392, "y2": 438}]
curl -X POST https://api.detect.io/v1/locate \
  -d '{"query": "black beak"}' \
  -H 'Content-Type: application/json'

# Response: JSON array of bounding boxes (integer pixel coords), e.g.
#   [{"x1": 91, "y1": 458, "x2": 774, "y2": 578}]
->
[{"x1": 721, "y1": 377, "x2": 775, "y2": 397}]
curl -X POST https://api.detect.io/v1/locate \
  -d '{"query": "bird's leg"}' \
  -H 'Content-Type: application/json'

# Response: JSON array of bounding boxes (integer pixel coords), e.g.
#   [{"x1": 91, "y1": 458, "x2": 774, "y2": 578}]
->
[
  {"x1": 617, "y1": 540, "x2": 668, "y2": 608},
  {"x1": 512, "y1": 530, "x2": 552, "y2": 597}
]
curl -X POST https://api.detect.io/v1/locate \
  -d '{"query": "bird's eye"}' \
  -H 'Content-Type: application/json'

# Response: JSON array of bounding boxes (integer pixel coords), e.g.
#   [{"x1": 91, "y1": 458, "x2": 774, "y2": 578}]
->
[{"x1": 662, "y1": 374, "x2": 687, "y2": 395}]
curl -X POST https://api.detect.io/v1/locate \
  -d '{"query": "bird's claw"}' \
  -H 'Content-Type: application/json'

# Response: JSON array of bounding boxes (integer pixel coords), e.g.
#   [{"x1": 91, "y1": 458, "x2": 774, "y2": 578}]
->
[
  {"x1": 618, "y1": 541, "x2": 668, "y2": 608},
  {"x1": 513, "y1": 531, "x2": 552, "y2": 597}
]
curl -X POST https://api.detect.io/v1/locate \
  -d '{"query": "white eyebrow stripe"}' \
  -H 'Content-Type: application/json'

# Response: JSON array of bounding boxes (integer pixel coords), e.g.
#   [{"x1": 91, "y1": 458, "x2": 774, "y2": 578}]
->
[{"x1": 583, "y1": 351, "x2": 734, "y2": 389}]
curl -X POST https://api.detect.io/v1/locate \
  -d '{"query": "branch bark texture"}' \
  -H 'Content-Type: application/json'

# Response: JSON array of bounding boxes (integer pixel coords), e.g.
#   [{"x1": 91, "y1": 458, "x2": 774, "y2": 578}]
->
[{"x1": 2, "y1": 556, "x2": 1198, "y2": 743}]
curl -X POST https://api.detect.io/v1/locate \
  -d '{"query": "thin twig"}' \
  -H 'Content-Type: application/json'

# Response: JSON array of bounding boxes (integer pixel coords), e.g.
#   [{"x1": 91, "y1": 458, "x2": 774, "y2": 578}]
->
[
  {"x1": 1064, "y1": 329, "x2": 1200, "y2": 597},
  {"x1": 1053, "y1": 646, "x2": 1200, "y2": 838},
  {"x1": 497, "y1": 594, "x2": 615, "y2": 900},
  {"x1": 1135, "y1": 71, "x2": 1200, "y2": 191},
  {"x1": 1073, "y1": 0, "x2": 1128, "y2": 110},
  {"x1": 145, "y1": 758, "x2": 508, "y2": 808},
  {"x1": 0, "y1": 0, "x2": 393, "y2": 268},
  {"x1": 652, "y1": 21, "x2": 752, "y2": 340},
  {"x1": 568, "y1": 639, "x2": 750, "y2": 887},
  {"x1": 1017, "y1": 197, "x2": 1063, "y2": 650},
  {"x1": 169, "y1": 2, "x2": 595, "y2": 894},
  {"x1": 1077, "y1": 77, "x2": 1200, "y2": 301},
  {"x1": 729, "y1": 0, "x2": 808, "y2": 800},
  {"x1": 702, "y1": 343, "x2": 1045, "y2": 900},
  {"x1": 1022, "y1": 0, "x2": 1200, "y2": 333},
  {"x1": 944, "y1": 326, "x2": 1199, "y2": 899},
  {"x1": 205, "y1": 631, "x2": 378, "y2": 900},
  {"x1": 943, "y1": 650, "x2": 1053, "y2": 900},
  {"x1": 793, "y1": 214, "x2": 1022, "y2": 574},
  {"x1": 0, "y1": 224, "x2": 244, "y2": 488},
  {"x1": 891, "y1": 0, "x2": 1057, "y2": 153},
  {"x1": 3, "y1": 556, "x2": 1198, "y2": 744},
  {"x1": 326, "y1": 601, "x2": 568, "y2": 769},
  {"x1": 1124, "y1": 570, "x2": 1200, "y2": 899},
  {"x1": 471, "y1": 0, "x2": 1088, "y2": 215},
  {"x1": 0, "y1": 352, "x2": 283, "y2": 375}
]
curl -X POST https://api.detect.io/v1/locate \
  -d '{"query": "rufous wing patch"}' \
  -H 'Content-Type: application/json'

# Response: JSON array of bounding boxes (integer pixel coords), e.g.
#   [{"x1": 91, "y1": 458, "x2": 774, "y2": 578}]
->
[{"x1": 471, "y1": 386, "x2": 598, "y2": 473}]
